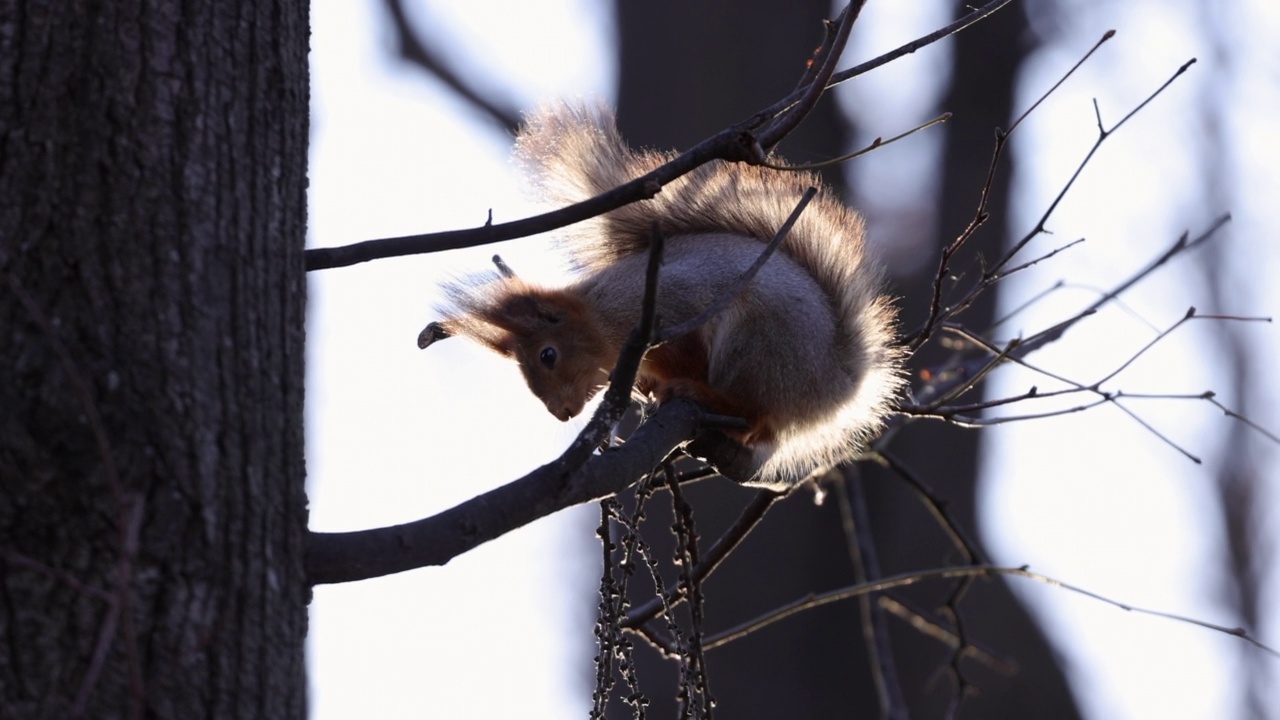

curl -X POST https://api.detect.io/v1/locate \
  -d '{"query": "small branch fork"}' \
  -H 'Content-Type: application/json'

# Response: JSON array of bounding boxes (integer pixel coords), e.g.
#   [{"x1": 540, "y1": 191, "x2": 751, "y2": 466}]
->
[
  {"x1": 665, "y1": 463, "x2": 714, "y2": 719},
  {"x1": 905, "y1": 32, "x2": 1200, "y2": 352},
  {"x1": 903, "y1": 222, "x2": 1275, "y2": 463}
]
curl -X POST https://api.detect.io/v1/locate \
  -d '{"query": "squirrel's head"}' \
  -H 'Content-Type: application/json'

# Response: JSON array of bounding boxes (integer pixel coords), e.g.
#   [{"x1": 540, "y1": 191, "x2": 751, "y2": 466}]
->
[{"x1": 481, "y1": 287, "x2": 611, "y2": 422}]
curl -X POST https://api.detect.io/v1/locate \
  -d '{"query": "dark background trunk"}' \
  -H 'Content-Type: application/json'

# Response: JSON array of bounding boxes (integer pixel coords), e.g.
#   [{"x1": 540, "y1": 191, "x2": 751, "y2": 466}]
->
[{"x1": 612, "y1": 1, "x2": 1082, "y2": 716}]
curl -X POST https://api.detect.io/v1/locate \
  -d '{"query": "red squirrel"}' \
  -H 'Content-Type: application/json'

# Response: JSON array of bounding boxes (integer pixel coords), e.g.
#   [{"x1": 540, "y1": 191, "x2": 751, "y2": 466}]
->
[{"x1": 420, "y1": 103, "x2": 903, "y2": 488}]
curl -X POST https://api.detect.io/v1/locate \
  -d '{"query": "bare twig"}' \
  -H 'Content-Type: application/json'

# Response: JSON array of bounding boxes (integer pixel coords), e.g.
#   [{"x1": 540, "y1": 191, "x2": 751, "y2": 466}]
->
[
  {"x1": 667, "y1": 464, "x2": 713, "y2": 719},
  {"x1": 825, "y1": 0, "x2": 1014, "y2": 90},
  {"x1": 2, "y1": 550, "x2": 113, "y2": 602},
  {"x1": 995, "y1": 57, "x2": 1199, "y2": 271},
  {"x1": 591, "y1": 503, "x2": 619, "y2": 718},
  {"x1": 988, "y1": 279, "x2": 1068, "y2": 330},
  {"x1": 941, "y1": 576, "x2": 978, "y2": 718},
  {"x1": 909, "y1": 305, "x2": 1276, "y2": 465},
  {"x1": 622, "y1": 490, "x2": 783, "y2": 629},
  {"x1": 1202, "y1": 394, "x2": 1280, "y2": 444},
  {"x1": 8, "y1": 273, "x2": 145, "y2": 719},
  {"x1": 700, "y1": 565, "x2": 1280, "y2": 658},
  {"x1": 762, "y1": 113, "x2": 952, "y2": 172},
  {"x1": 1094, "y1": 308, "x2": 1270, "y2": 387},
  {"x1": 593, "y1": 496, "x2": 654, "y2": 718},
  {"x1": 902, "y1": 215, "x2": 1234, "y2": 423},
  {"x1": 835, "y1": 469, "x2": 909, "y2": 720},
  {"x1": 871, "y1": 450, "x2": 984, "y2": 565},
  {"x1": 907, "y1": 30, "x2": 1119, "y2": 351},
  {"x1": 756, "y1": 1, "x2": 864, "y2": 150},
  {"x1": 878, "y1": 595, "x2": 1017, "y2": 675}
]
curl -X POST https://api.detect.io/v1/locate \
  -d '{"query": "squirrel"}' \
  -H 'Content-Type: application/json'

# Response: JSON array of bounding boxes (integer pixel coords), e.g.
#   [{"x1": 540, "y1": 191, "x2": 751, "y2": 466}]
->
[{"x1": 419, "y1": 102, "x2": 904, "y2": 489}]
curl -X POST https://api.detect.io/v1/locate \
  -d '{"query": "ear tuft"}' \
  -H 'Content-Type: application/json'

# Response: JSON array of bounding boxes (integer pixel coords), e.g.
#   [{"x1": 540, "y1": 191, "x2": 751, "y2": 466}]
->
[
  {"x1": 417, "y1": 321, "x2": 452, "y2": 349},
  {"x1": 493, "y1": 293, "x2": 565, "y2": 332}
]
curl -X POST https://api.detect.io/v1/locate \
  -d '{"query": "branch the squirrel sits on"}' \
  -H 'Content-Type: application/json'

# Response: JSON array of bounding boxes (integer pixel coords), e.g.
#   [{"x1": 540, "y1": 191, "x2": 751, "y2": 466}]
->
[{"x1": 420, "y1": 102, "x2": 904, "y2": 488}]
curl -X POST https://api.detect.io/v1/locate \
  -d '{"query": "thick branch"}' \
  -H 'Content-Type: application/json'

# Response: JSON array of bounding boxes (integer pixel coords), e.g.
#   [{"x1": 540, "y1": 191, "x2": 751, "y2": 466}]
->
[
  {"x1": 303, "y1": 128, "x2": 753, "y2": 271},
  {"x1": 306, "y1": 398, "x2": 703, "y2": 585}
]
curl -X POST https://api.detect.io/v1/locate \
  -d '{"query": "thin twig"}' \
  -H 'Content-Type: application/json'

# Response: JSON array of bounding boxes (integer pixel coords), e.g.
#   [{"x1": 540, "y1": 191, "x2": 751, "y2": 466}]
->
[
  {"x1": 995, "y1": 58, "x2": 1199, "y2": 271},
  {"x1": 899, "y1": 216, "x2": 1236, "y2": 436},
  {"x1": 667, "y1": 464, "x2": 713, "y2": 719},
  {"x1": 941, "y1": 576, "x2": 978, "y2": 718},
  {"x1": 2, "y1": 550, "x2": 113, "y2": 601},
  {"x1": 700, "y1": 565, "x2": 1280, "y2": 658},
  {"x1": 9, "y1": 273, "x2": 145, "y2": 719},
  {"x1": 988, "y1": 280, "x2": 1067, "y2": 330},
  {"x1": 907, "y1": 30, "x2": 1119, "y2": 351},
  {"x1": 878, "y1": 595, "x2": 1017, "y2": 675},
  {"x1": 757, "y1": 1, "x2": 864, "y2": 150},
  {"x1": 622, "y1": 490, "x2": 784, "y2": 629},
  {"x1": 825, "y1": 0, "x2": 1014, "y2": 90},
  {"x1": 872, "y1": 450, "x2": 983, "y2": 565},
  {"x1": 762, "y1": 113, "x2": 951, "y2": 172},
  {"x1": 835, "y1": 469, "x2": 909, "y2": 720},
  {"x1": 916, "y1": 304, "x2": 1275, "y2": 463}
]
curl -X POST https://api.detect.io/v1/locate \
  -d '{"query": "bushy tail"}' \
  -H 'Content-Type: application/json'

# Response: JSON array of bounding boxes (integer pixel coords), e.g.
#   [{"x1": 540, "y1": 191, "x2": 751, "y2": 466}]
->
[{"x1": 514, "y1": 102, "x2": 904, "y2": 485}]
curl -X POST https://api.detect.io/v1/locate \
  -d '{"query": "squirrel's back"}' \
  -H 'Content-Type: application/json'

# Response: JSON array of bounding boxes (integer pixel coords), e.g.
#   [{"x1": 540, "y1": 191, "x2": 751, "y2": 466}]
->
[{"x1": 512, "y1": 102, "x2": 903, "y2": 485}]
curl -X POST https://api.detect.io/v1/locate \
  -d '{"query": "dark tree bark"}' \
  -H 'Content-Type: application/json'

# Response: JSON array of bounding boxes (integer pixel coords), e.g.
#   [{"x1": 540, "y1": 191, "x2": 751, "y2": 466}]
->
[{"x1": 0, "y1": 1, "x2": 310, "y2": 718}]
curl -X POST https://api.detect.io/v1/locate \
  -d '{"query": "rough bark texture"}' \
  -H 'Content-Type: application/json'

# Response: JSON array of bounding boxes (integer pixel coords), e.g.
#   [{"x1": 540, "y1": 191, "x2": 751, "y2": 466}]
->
[{"x1": 0, "y1": 1, "x2": 310, "y2": 718}]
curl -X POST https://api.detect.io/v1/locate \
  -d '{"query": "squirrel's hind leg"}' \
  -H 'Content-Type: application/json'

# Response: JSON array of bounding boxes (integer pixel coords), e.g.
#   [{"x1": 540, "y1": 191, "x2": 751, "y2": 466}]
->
[
  {"x1": 685, "y1": 430, "x2": 776, "y2": 486},
  {"x1": 651, "y1": 377, "x2": 781, "y2": 485}
]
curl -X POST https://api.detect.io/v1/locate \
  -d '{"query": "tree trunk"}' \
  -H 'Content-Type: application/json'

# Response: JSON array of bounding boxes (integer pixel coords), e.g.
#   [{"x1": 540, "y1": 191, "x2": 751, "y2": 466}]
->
[
  {"x1": 0, "y1": 1, "x2": 310, "y2": 718},
  {"x1": 613, "y1": 1, "x2": 870, "y2": 717}
]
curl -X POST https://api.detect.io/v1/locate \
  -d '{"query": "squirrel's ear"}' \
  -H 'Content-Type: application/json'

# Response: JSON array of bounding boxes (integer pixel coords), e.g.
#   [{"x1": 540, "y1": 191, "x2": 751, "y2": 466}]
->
[{"x1": 490, "y1": 293, "x2": 564, "y2": 333}]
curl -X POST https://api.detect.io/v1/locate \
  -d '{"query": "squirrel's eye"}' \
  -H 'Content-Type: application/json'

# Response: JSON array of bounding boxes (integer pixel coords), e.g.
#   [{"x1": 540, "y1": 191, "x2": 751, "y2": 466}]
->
[{"x1": 539, "y1": 346, "x2": 557, "y2": 369}]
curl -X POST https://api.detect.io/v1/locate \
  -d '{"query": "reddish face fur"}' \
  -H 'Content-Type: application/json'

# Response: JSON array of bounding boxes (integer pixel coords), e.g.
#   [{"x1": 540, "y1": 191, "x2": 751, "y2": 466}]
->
[{"x1": 484, "y1": 289, "x2": 611, "y2": 422}]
